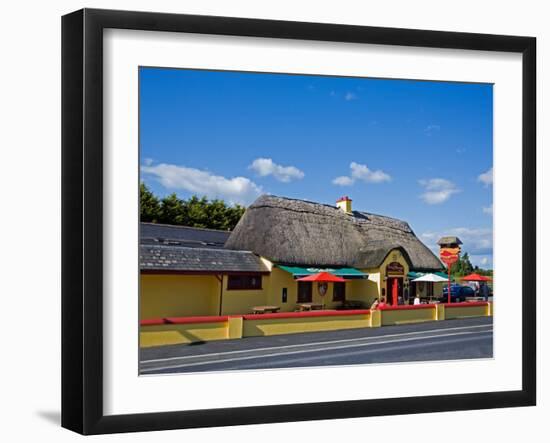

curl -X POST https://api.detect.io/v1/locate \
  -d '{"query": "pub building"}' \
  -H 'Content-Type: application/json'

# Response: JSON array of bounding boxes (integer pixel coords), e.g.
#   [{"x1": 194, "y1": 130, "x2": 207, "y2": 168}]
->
[{"x1": 140, "y1": 195, "x2": 446, "y2": 319}]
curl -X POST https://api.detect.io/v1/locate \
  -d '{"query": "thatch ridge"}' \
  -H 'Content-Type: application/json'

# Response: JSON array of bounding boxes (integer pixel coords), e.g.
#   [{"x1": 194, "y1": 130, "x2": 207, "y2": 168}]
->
[{"x1": 224, "y1": 195, "x2": 443, "y2": 270}]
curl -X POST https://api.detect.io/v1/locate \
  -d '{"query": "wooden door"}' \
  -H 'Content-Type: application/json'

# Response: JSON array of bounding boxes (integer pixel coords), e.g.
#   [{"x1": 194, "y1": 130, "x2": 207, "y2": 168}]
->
[{"x1": 297, "y1": 281, "x2": 312, "y2": 303}]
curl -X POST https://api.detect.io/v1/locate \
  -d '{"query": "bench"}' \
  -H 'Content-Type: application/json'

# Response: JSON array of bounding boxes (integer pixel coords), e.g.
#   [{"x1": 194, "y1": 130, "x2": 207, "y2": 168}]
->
[
  {"x1": 296, "y1": 303, "x2": 324, "y2": 311},
  {"x1": 251, "y1": 305, "x2": 281, "y2": 314}
]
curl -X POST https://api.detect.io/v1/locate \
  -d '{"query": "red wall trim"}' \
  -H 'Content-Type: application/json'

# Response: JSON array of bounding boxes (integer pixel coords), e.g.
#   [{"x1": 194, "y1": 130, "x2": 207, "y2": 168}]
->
[
  {"x1": 164, "y1": 315, "x2": 229, "y2": 324},
  {"x1": 242, "y1": 309, "x2": 371, "y2": 321},
  {"x1": 140, "y1": 318, "x2": 166, "y2": 326},
  {"x1": 378, "y1": 304, "x2": 436, "y2": 311},
  {"x1": 443, "y1": 301, "x2": 489, "y2": 308},
  {"x1": 140, "y1": 316, "x2": 229, "y2": 326}
]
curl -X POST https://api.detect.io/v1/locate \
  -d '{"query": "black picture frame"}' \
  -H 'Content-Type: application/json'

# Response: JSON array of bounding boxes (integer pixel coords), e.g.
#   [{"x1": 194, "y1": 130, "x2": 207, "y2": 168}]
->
[{"x1": 62, "y1": 8, "x2": 536, "y2": 435}]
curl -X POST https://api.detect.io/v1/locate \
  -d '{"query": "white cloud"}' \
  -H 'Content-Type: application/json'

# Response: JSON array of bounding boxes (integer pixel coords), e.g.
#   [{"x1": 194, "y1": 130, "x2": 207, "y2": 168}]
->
[
  {"x1": 248, "y1": 158, "x2": 304, "y2": 183},
  {"x1": 480, "y1": 257, "x2": 489, "y2": 266},
  {"x1": 482, "y1": 204, "x2": 493, "y2": 215},
  {"x1": 332, "y1": 162, "x2": 391, "y2": 186},
  {"x1": 329, "y1": 91, "x2": 359, "y2": 101},
  {"x1": 424, "y1": 124, "x2": 440, "y2": 136},
  {"x1": 478, "y1": 167, "x2": 493, "y2": 187},
  {"x1": 141, "y1": 162, "x2": 262, "y2": 205},
  {"x1": 418, "y1": 178, "x2": 460, "y2": 204},
  {"x1": 421, "y1": 227, "x2": 493, "y2": 257},
  {"x1": 332, "y1": 176, "x2": 354, "y2": 186},
  {"x1": 344, "y1": 92, "x2": 358, "y2": 101}
]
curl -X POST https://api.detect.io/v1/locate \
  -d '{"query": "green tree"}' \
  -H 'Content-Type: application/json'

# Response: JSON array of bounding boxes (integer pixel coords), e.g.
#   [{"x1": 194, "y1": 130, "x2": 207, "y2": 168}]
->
[
  {"x1": 140, "y1": 182, "x2": 160, "y2": 222},
  {"x1": 139, "y1": 184, "x2": 246, "y2": 230},
  {"x1": 224, "y1": 204, "x2": 246, "y2": 230},
  {"x1": 186, "y1": 196, "x2": 210, "y2": 228},
  {"x1": 451, "y1": 252, "x2": 474, "y2": 278},
  {"x1": 159, "y1": 193, "x2": 187, "y2": 225},
  {"x1": 461, "y1": 252, "x2": 474, "y2": 275}
]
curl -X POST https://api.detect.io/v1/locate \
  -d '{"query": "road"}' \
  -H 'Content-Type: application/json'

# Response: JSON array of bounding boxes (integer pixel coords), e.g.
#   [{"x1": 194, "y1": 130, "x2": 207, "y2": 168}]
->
[{"x1": 140, "y1": 316, "x2": 493, "y2": 375}]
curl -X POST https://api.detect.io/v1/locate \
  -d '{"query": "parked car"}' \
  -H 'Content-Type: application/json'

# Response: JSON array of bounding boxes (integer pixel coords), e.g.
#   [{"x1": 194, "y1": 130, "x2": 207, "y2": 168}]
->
[{"x1": 439, "y1": 284, "x2": 475, "y2": 303}]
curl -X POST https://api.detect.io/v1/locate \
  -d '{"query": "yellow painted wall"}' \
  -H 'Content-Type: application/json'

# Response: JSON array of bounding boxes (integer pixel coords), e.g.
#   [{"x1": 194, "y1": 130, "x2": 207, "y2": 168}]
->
[
  {"x1": 346, "y1": 275, "x2": 380, "y2": 307},
  {"x1": 380, "y1": 307, "x2": 436, "y2": 325},
  {"x1": 243, "y1": 313, "x2": 371, "y2": 337},
  {"x1": 140, "y1": 274, "x2": 219, "y2": 319},
  {"x1": 228, "y1": 316, "x2": 243, "y2": 339},
  {"x1": 445, "y1": 304, "x2": 490, "y2": 319},
  {"x1": 140, "y1": 321, "x2": 228, "y2": 347},
  {"x1": 220, "y1": 275, "x2": 268, "y2": 315},
  {"x1": 264, "y1": 267, "x2": 298, "y2": 312}
]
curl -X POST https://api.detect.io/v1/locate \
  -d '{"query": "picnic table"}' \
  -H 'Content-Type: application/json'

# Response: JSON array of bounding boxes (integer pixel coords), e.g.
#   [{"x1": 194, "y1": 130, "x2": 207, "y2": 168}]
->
[
  {"x1": 296, "y1": 302, "x2": 324, "y2": 311},
  {"x1": 251, "y1": 305, "x2": 281, "y2": 314}
]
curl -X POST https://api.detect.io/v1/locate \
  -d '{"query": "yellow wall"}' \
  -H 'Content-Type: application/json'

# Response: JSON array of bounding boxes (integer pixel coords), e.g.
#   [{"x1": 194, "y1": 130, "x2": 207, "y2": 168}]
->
[
  {"x1": 263, "y1": 267, "x2": 295, "y2": 312},
  {"x1": 346, "y1": 276, "x2": 380, "y2": 307},
  {"x1": 220, "y1": 275, "x2": 268, "y2": 315},
  {"x1": 138, "y1": 303, "x2": 493, "y2": 348},
  {"x1": 140, "y1": 274, "x2": 220, "y2": 319},
  {"x1": 243, "y1": 313, "x2": 371, "y2": 337},
  {"x1": 445, "y1": 304, "x2": 489, "y2": 319},
  {"x1": 140, "y1": 321, "x2": 228, "y2": 347},
  {"x1": 381, "y1": 307, "x2": 436, "y2": 325}
]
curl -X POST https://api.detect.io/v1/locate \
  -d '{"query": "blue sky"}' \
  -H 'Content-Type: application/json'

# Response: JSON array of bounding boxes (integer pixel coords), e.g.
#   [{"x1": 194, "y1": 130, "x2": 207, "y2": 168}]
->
[{"x1": 139, "y1": 67, "x2": 493, "y2": 268}]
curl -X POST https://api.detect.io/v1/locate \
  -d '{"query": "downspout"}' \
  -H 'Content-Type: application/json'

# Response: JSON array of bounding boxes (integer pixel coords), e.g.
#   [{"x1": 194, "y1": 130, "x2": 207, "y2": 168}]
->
[{"x1": 217, "y1": 274, "x2": 224, "y2": 316}]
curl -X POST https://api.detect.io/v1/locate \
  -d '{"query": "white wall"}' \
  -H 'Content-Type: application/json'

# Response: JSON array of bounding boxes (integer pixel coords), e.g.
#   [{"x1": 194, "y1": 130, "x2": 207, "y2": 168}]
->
[{"x1": 0, "y1": 1, "x2": 546, "y2": 442}]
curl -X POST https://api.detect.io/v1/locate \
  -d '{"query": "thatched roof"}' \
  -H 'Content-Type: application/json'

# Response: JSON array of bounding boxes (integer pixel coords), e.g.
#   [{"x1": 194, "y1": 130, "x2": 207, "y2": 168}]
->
[{"x1": 224, "y1": 195, "x2": 443, "y2": 271}]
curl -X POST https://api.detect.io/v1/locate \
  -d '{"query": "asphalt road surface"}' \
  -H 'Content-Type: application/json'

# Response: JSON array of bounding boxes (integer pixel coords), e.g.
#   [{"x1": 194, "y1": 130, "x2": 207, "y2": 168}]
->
[{"x1": 140, "y1": 316, "x2": 493, "y2": 375}]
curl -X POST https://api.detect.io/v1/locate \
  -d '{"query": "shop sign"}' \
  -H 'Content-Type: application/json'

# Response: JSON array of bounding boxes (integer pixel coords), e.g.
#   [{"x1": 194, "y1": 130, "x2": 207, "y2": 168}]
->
[
  {"x1": 440, "y1": 248, "x2": 460, "y2": 267},
  {"x1": 386, "y1": 262, "x2": 404, "y2": 275}
]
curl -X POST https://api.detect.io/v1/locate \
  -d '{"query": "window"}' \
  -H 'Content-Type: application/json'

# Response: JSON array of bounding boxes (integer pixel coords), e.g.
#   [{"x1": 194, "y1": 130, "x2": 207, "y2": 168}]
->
[
  {"x1": 333, "y1": 282, "x2": 346, "y2": 302},
  {"x1": 282, "y1": 288, "x2": 288, "y2": 303},
  {"x1": 297, "y1": 281, "x2": 312, "y2": 303},
  {"x1": 227, "y1": 275, "x2": 262, "y2": 290}
]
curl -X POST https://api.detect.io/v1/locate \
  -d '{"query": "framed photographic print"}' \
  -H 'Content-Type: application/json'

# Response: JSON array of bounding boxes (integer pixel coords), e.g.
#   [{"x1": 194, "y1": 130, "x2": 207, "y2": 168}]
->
[{"x1": 61, "y1": 8, "x2": 536, "y2": 435}]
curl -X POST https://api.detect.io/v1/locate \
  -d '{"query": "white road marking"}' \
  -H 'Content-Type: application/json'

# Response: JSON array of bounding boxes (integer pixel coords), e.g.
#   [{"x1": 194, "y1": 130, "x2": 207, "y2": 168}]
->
[
  {"x1": 141, "y1": 323, "x2": 493, "y2": 364},
  {"x1": 234, "y1": 334, "x2": 493, "y2": 369},
  {"x1": 140, "y1": 328, "x2": 493, "y2": 373}
]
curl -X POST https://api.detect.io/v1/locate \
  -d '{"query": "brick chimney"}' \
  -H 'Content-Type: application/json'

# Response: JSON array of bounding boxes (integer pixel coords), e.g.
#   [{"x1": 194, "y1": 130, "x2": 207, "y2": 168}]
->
[{"x1": 336, "y1": 196, "x2": 352, "y2": 214}]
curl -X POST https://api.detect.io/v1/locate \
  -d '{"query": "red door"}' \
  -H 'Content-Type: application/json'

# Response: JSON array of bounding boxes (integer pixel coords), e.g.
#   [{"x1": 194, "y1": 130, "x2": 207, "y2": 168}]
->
[
  {"x1": 388, "y1": 278, "x2": 403, "y2": 305},
  {"x1": 392, "y1": 278, "x2": 398, "y2": 306}
]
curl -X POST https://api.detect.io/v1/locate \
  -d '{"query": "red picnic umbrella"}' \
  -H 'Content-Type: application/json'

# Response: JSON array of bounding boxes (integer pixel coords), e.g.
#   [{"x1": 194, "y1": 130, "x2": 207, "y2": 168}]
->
[
  {"x1": 461, "y1": 273, "x2": 492, "y2": 282},
  {"x1": 296, "y1": 271, "x2": 346, "y2": 282}
]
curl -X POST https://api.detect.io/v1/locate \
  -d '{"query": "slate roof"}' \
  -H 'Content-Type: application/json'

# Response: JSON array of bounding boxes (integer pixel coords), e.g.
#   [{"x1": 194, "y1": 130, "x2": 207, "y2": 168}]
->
[
  {"x1": 140, "y1": 222, "x2": 230, "y2": 249},
  {"x1": 140, "y1": 244, "x2": 269, "y2": 273}
]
